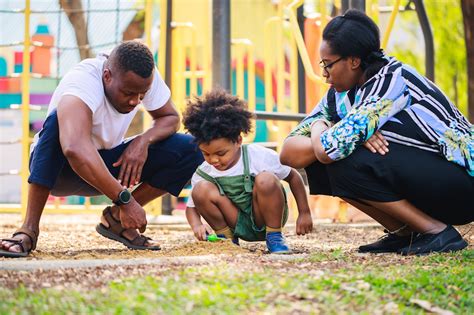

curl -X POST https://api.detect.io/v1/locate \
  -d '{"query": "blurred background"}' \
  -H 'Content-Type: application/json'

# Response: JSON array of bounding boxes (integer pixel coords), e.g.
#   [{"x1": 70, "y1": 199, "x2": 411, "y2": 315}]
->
[{"x1": 0, "y1": 0, "x2": 471, "y2": 223}]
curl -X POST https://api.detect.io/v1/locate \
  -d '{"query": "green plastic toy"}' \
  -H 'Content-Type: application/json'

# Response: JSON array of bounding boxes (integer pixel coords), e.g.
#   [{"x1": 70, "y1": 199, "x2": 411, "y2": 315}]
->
[{"x1": 207, "y1": 234, "x2": 225, "y2": 242}]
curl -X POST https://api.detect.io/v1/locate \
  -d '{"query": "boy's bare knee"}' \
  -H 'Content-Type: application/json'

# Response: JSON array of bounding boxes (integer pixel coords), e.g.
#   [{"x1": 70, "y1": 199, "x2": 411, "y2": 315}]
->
[
  {"x1": 254, "y1": 172, "x2": 280, "y2": 195},
  {"x1": 192, "y1": 181, "x2": 220, "y2": 202}
]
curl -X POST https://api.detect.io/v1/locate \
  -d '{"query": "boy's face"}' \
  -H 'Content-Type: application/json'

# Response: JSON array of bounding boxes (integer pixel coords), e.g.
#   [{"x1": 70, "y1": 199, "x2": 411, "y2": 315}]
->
[{"x1": 199, "y1": 137, "x2": 242, "y2": 171}]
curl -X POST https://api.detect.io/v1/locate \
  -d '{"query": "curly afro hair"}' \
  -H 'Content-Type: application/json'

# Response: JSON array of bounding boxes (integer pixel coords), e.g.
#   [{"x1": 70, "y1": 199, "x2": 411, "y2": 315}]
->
[{"x1": 182, "y1": 89, "x2": 254, "y2": 144}]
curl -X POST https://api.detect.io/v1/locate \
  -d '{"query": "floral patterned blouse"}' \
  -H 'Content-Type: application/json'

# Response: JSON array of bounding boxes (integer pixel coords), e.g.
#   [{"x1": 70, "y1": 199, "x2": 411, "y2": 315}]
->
[{"x1": 289, "y1": 56, "x2": 473, "y2": 176}]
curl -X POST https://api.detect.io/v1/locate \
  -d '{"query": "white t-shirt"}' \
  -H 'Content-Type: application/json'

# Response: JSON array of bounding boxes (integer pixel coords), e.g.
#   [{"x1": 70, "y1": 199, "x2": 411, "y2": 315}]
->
[
  {"x1": 31, "y1": 55, "x2": 171, "y2": 151},
  {"x1": 186, "y1": 143, "x2": 291, "y2": 208}
]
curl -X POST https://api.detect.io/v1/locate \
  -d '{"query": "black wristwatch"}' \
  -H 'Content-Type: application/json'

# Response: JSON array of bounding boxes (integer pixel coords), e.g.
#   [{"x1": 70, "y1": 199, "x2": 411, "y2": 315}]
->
[{"x1": 113, "y1": 189, "x2": 132, "y2": 206}]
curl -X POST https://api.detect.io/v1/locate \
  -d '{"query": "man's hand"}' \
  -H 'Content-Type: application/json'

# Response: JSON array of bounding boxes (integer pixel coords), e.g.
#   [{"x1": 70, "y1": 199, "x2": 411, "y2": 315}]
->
[
  {"x1": 119, "y1": 198, "x2": 147, "y2": 233},
  {"x1": 192, "y1": 224, "x2": 214, "y2": 241},
  {"x1": 296, "y1": 211, "x2": 313, "y2": 235},
  {"x1": 113, "y1": 136, "x2": 149, "y2": 188},
  {"x1": 363, "y1": 131, "x2": 389, "y2": 155}
]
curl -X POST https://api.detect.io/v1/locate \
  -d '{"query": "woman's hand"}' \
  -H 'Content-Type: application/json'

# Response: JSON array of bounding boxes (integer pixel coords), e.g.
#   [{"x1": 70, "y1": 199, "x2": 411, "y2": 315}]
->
[{"x1": 363, "y1": 131, "x2": 389, "y2": 155}]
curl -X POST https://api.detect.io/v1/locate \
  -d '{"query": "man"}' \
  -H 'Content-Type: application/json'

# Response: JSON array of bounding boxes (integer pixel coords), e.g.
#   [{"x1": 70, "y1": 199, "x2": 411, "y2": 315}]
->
[{"x1": 0, "y1": 41, "x2": 203, "y2": 257}]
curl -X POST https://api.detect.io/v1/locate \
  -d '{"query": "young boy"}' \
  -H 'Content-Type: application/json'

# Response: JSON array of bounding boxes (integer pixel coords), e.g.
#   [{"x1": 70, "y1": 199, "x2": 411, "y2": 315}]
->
[{"x1": 182, "y1": 89, "x2": 313, "y2": 254}]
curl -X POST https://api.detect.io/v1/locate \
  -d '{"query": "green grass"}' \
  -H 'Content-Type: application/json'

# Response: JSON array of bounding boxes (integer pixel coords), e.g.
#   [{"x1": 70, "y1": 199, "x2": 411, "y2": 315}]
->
[
  {"x1": 1, "y1": 250, "x2": 473, "y2": 314},
  {"x1": 303, "y1": 247, "x2": 348, "y2": 262}
]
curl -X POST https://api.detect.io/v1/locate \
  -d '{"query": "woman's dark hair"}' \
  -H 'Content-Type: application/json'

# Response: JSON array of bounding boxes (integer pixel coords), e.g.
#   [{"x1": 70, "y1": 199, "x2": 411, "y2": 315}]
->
[
  {"x1": 182, "y1": 89, "x2": 254, "y2": 144},
  {"x1": 323, "y1": 9, "x2": 388, "y2": 80}
]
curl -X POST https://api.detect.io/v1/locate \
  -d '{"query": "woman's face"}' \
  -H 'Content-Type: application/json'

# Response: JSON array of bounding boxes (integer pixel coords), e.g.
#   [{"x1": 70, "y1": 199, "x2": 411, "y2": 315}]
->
[{"x1": 319, "y1": 40, "x2": 363, "y2": 92}]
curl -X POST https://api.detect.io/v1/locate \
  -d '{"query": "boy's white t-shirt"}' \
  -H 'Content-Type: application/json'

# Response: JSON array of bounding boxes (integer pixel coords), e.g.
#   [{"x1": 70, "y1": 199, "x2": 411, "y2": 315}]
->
[
  {"x1": 31, "y1": 54, "x2": 171, "y2": 151},
  {"x1": 186, "y1": 143, "x2": 291, "y2": 208}
]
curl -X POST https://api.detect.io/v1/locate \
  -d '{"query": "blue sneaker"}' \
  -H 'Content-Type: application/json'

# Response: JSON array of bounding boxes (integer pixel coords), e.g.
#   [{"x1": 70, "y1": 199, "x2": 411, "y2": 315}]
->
[{"x1": 266, "y1": 232, "x2": 291, "y2": 254}]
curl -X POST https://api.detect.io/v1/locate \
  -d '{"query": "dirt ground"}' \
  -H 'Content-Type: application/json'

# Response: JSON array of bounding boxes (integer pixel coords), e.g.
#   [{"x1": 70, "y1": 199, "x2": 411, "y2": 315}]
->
[{"x1": 1, "y1": 213, "x2": 473, "y2": 290}]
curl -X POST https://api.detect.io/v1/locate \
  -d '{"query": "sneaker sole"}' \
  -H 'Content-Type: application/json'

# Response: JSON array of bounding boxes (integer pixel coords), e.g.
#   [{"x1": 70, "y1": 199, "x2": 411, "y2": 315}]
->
[
  {"x1": 401, "y1": 238, "x2": 468, "y2": 256},
  {"x1": 95, "y1": 224, "x2": 161, "y2": 251},
  {"x1": 269, "y1": 250, "x2": 292, "y2": 255},
  {"x1": 358, "y1": 248, "x2": 400, "y2": 254}
]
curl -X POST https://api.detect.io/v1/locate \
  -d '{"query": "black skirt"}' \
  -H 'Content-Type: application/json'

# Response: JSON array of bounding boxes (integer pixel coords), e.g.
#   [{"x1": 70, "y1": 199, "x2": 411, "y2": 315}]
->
[{"x1": 305, "y1": 143, "x2": 474, "y2": 225}]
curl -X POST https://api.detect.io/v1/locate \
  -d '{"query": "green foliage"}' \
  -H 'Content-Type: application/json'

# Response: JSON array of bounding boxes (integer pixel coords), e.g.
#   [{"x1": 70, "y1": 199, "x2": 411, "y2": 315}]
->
[
  {"x1": 1, "y1": 250, "x2": 472, "y2": 314},
  {"x1": 305, "y1": 247, "x2": 347, "y2": 262},
  {"x1": 389, "y1": 0, "x2": 467, "y2": 115}
]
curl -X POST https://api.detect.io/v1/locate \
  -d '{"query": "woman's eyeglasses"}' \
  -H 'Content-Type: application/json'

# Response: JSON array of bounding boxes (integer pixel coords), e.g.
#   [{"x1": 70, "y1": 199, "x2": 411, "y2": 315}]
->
[{"x1": 319, "y1": 57, "x2": 343, "y2": 72}]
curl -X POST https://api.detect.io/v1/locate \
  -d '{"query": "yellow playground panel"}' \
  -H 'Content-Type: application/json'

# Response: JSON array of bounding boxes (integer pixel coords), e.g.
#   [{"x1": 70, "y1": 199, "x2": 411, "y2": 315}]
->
[{"x1": 0, "y1": 0, "x2": 401, "y2": 221}]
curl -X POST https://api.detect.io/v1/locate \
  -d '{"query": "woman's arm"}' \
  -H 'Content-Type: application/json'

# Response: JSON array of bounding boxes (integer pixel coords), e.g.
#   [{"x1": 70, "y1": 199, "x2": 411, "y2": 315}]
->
[
  {"x1": 310, "y1": 121, "x2": 333, "y2": 164},
  {"x1": 280, "y1": 120, "x2": 334, "y2": 167},
  {"x1": 280, "y1": 136, "x2": 317, "y2": 168},
  {"x1": 281, "y1": 92, "x2": 333, "y2": 168},
  {"x1": 321, "y1": 72, "x2": 409, "y2": 161}
]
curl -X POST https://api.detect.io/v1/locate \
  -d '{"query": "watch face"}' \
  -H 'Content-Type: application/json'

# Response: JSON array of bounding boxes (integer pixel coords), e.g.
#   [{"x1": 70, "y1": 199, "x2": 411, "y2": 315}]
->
[{"x1": 119, "y1": 189, "x2": 131, "y2": 203}]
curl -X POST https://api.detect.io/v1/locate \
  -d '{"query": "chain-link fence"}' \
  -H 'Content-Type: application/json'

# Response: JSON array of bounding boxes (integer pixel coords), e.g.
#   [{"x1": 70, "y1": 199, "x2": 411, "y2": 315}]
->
[{"x1": 0, "y1": 0, "x2": 149, "y2": 205}]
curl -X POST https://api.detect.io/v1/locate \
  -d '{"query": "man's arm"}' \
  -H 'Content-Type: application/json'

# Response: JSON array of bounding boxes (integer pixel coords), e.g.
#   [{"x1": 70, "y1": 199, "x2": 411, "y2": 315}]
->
[
  {"x1": 114, "y1": 98, "x2": 180, "y2": 188},
  {"x1": 137, "y1": 98, "x2": 180, "y2": 145},
  {"x1": 57, "y1": 95, "x2": 147, "y2": 231},
  {"x1": 57, "y1": 95, "x2": 124, "y2": 198}
]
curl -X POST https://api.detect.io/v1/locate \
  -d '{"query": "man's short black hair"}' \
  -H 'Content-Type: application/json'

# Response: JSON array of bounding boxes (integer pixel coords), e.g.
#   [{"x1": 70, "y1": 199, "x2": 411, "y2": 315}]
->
[
  {"x1": 182, "y1": 89, "x2": 254, "y2": 144},
  {"x1": 110, "y1": 40, "x2": 154, "y2": 78}
]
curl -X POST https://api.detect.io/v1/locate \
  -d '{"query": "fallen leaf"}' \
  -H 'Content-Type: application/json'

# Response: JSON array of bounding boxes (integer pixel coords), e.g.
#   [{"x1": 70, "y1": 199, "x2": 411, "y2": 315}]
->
[{"x1": 410, "y1": 299, "x2": 454, "y2": 315}]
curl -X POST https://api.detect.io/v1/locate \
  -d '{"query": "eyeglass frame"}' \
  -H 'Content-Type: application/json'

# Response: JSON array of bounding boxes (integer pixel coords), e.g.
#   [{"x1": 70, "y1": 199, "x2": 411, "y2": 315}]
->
[{"x1": 319, "y1": 57, "x2": 344, "y2": 73}]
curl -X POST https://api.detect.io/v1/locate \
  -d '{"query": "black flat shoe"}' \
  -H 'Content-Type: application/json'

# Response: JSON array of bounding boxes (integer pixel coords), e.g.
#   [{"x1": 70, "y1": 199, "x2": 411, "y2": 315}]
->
[
  {"x1": 358, "y1": 231, "x2": 414, "y2": 253},
  {"x1": 399, "y1": 225, "x2": 467, "y2": 256}
]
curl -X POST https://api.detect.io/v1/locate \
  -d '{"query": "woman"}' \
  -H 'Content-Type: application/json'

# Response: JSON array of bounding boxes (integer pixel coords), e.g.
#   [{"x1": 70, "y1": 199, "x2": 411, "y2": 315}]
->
[{"x1": 280, "y1": 9, "x2": 473, "y2": 255}]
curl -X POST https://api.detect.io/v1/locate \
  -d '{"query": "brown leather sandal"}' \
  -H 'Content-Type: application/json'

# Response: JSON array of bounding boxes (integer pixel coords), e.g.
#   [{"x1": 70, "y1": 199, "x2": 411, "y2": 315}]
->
[
  {"x1": 95, "y1": 206, "x2": 161, "y2": 250},
  {"x1": 0, "y1": 227, "x2": 38, "y2": 258}
]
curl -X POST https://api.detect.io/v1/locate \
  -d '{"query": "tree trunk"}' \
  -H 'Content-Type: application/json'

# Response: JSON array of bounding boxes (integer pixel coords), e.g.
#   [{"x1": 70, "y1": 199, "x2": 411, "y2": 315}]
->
[
  {"x1": 461, "y1": 0, "x2": 474, "y2": 122},
  {"x1": 59, "y1": 0, "x2": 94, "y2": 60},
  {"x1": 122, "y1": 11, "x2": 145, "y2": 41}
]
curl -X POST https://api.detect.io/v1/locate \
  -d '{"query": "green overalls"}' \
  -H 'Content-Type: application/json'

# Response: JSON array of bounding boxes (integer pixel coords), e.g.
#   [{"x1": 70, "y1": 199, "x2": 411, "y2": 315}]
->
[{"x1": 196, "y1": 145, "x2": 289, "y2": 241}]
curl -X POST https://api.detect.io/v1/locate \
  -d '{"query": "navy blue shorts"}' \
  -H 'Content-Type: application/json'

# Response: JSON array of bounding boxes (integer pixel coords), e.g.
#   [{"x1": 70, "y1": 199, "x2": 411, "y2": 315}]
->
[{"x1": 29, "y1": 111, "x2": 203, "y2": 197}]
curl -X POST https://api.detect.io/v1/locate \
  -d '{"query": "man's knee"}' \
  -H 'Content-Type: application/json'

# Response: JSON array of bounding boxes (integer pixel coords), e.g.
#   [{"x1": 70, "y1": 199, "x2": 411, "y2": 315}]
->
[
  {"x1": 28, "y1": 110, "x2": 67, "y2": 190},
  {"x1": 147, "y1": 133, "x2": 203, "y2": 173}
]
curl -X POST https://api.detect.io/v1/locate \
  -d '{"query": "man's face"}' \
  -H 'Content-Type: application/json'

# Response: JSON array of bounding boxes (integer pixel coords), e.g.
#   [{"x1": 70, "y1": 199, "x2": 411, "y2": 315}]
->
[{"x1": 103, "y1": 68, "x2": 153, "y2": 114}]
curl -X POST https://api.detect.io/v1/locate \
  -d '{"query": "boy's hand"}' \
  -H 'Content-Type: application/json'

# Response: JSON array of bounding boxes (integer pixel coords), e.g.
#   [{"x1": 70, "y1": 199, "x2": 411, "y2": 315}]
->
[
  {"x1": 296, "y1": 212, "x2": 313, "y2": 235},
  {"x1": 192, "y1": 224, "x2": 214, "y2": 241}
]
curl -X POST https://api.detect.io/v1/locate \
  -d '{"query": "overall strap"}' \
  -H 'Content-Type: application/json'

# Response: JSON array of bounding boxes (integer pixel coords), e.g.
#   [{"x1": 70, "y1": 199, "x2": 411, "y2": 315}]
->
[
  {"x1": 196, "y1": 168, "x2": 225, "y2": 195},
  {"x1": 242, "y1": 145, "x2": 253, "y2": 193}
]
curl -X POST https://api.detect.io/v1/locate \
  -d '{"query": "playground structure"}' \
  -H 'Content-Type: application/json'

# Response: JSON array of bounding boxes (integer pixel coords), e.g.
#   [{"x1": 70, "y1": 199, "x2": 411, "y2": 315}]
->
[{"x1": 1, "y1": 0, "x2": 426, "y2": 221}]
